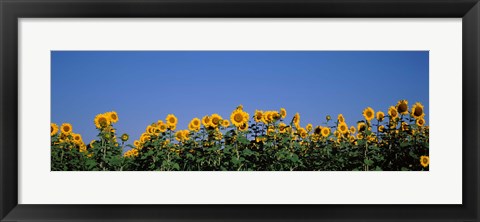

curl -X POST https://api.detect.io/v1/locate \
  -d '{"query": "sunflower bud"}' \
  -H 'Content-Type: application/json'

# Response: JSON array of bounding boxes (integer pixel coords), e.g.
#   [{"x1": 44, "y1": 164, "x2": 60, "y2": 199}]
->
[
  {"x1": 326, "y1": 115, "x2": 331, "y2": 121},
  {"x1": 121, "y1": 133, "x2": 129, "y2": 142}
]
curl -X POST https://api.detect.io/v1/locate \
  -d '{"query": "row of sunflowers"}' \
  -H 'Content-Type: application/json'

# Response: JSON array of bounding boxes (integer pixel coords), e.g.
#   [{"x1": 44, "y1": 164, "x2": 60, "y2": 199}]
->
[{"x1": 51, "y1": 100, "x2": 429, "y2": 171}]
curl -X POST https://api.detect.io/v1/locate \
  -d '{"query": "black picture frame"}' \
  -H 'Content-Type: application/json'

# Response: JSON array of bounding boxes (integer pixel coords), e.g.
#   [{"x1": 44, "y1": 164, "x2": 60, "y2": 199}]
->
[{"x1": 1, "y1": 0, "x2": 479, "y2": 221}]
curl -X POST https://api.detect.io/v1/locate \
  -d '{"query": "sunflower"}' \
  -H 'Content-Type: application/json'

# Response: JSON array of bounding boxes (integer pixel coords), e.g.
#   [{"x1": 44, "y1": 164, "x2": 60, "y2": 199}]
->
[
  {"x1": 367, "y1": 134, "x2": 378, "y2": 143},
  {"x1": 349, "y1": 135, "x2": 356, "y2": 144},
  {"x1": 420, "y1": 155, "x2": 429, "y2": 167},
  {"x1": 140, "y1": 133, "x2": 151, "y2": 143},
  {"x1": 231, "y1": 109, "x2": 248, "y2": 127},
  {"x1": 396, "y1": 100, "x2": 409, "y2": 115},
  {"x1": 267, "y1": 127, "x2": 275, "y2": 136},
  {"x1": 131, "y1": 149, "x2": 139, "y2": 157},
  {"x1": 51, "y1": 123, "x2": 59, "y2": 136},
  {"x1": 306, "y1": 124, "x2": 313, "y2": 132},
  {"x1": 279, "y1": 123, "x2": 288, "y2": 133},
  {"x1": 190, "y1": 118, "x2": 200, "y2": 128},
  {"x1": 238, "y1": 123, "x2": 249, "y2": 131},
  {"x1": 166, "y1": 114, "x2": 178, "y2": 128},
  {"x1": 321, "y1": 127, "x2": 330, "y2": 137},
  {"x1": 411, "y1": 102, "x2": 425, "y2": 119},
  {"x1": 326, "y1": 115, "x2": 331, "y2": 121},
  {"x1": 158, "y1": 123, "x2": 167, "y2": 132},
  {"x1": 130, "y1": 150, "x2": 137, "y2": 157},
  {"x1": 72, "y1": 133, "x2": 82, "y2": 143},
  {"x1": 221, "y1": 119, "x2": 230, "y2": 128},
  {"x1": 175, "y1": 131, "x2": 184, "y2": 142},
  {"x1": 187, "y1": 123, "x2": 195, "y2": 132},
  {"x1": 188, "y1": 122, "x2": 197, "y2": 132},
  {"x1": 337, "y1": 114, "x2": 345, "y2": 123},
  {"x1": 280, "y1": 108, "x2": 287, "y2": 119},
  {"x1": 376, "y1": 111, "x2": 385, "y2": 122},
  {"x1": 264, "y1": 111, "x2": 273, "y2": 123},
  {"x1": 256, "y1": 137, "x2": 266, "y2": 143},
  {"x1": 298, "y1": 128, "x2": 307, "y2": 139},
  {"x1": 130, "y1": 149, "x2": 138, "y2": 158},
  {"x1": 388, "y1": 120, "x2": 396, "y2": 129},
  {"x1": 272, "y1": 112, "x2": 281, "y2": 121},
  {"x1": 94, "y1": 114, "x2": 110, "y2": 129},
  {"x1": 133, "y1": 140, "x2": 140, "y2": 148},
  {"x1": 106, "y1": 111, "x2": 119, "y2": 123},
  {"x1": 378, "y1": 125, "x2": 385, "y2": 132},
  {"x1": 357, "y1": 133, "x2": 364, "y2": 140},
  {"x1": 401, "y1": 122, "x2": 409, "y2": 131},
  {"x1": 210, "y1": 114, "x2": 222, "y2": 127},
  {"x1": 388, "y1": 106, "x2": 398, "y2": 119},
  {"x1": 182, "y1": 130, "x2": 190, "y2": 141},
  {"x1": 60, "y1": 123, "x2": 73, "y2": 134},
  {"x1": 334, "y1": 130, "x2": 341, "y2": 138},
  {"x1": 350, "y1": 126, "x2": 356, "y2": 134},
  {"x1": 338, "y1": 122, "x2": 348, "y2": 134},
  {"x1": 153, "y1": 126, "x2": 161, "y2": 135},
  {"x1": 231, "y1": 110, "x2": 244, "y2": 126},
  {"x1": 146, "y1": 125, "x2": 155, "y2": 135},
  {"x1": 335, "y1": 137, "x2": 343, "y2": 144},
  {"x1": 363, "y1": 107, "x2": 375, "y2": 122},
  {"x1": 416, "y1": 118, "x2": 425, "y2": 127},
  {"x1": 169, "y1": 124, "x2": 177, "y2": 131},
  {"x1": 164, "y1": 139, "x2": 170, "y2": 146},
  {"x1": 357, "y1": 122, "x2": 366, "y2": 132},
  {"x1": 293, "y1": 112, "x2": 300, "y2": 128},
  {"x1": 123, "y1": 150, "x2": 132, "y2": 158},
  {"x1": 314, "y1": 126, "x2": 322, "y2": 135},
  {"x1": 202, "y1": 116, "x2": 211, "y2": 128},
  {"x1": 254, "y1": 110, "x2": 264, "y2": 123},
  {"x1": 189, "y1": 118, "x2": 201, "y2": 131}
]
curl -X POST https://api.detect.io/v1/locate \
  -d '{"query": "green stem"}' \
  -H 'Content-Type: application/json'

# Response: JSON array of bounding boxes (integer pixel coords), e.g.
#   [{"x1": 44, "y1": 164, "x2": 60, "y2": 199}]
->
[
  {"x1": 102, "y1": 138, "x2": 106, "y2": 171},
  {"x1": 364, "y1": 136, "x2": 368, "y2": 171},
  {"x1": 60, "y1": 150, "x2": 64, "y2": 165}
]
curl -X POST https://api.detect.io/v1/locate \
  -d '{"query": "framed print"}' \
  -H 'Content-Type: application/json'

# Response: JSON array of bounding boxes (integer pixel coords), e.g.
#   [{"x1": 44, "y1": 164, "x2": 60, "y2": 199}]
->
[{"x1": 1, "y1": 0, "x2": 479, "y2": 221}]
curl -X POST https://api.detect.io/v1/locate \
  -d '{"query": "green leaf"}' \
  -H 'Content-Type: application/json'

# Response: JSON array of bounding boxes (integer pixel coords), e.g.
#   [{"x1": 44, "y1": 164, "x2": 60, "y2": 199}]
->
[
  {"x1": 243, "y1": 149, "x2": 254, "y2": 156},
  {"x1": 172, "y1": 163, "x2": 180, "y2": 170},
  {"x1": 291, "y1": 154, "x2": 299, "y2": 162},
  {"x1": 364, "y1": 159, "x2": 374, "y2": 166},
  {"x1": 408, "y1": 150, "x2": 418, "y2": 158}
]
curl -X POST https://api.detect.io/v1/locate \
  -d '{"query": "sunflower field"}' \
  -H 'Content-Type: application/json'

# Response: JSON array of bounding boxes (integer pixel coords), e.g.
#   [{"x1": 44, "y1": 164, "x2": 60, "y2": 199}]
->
[{"x1": 51, "y1": 100, "x2": 429, "y2": 171}]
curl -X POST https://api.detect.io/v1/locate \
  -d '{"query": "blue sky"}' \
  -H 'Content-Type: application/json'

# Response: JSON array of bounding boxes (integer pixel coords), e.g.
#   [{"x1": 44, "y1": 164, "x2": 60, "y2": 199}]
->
[{"x1": 51, "y1": 51, "x2": 429, "y2": 148}]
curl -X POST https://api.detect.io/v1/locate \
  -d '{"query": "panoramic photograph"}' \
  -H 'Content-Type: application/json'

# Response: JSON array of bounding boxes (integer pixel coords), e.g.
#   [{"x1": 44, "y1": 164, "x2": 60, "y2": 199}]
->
[{"x1": 50, "y1": 51, "x2": 429, "y2": 171}]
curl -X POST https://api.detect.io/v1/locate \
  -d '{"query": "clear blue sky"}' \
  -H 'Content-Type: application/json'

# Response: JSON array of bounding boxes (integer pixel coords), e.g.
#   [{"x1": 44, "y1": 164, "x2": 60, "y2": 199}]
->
[{"x1": 51, "y1": 51, "x2": 429, "y2": 148}]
